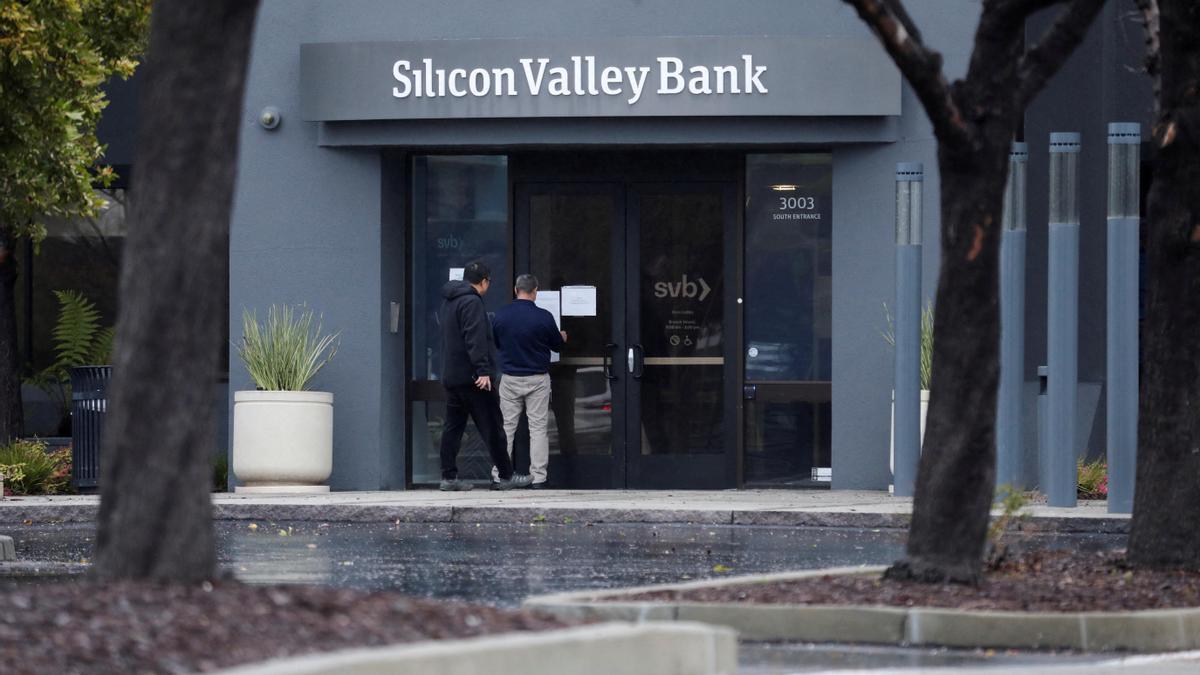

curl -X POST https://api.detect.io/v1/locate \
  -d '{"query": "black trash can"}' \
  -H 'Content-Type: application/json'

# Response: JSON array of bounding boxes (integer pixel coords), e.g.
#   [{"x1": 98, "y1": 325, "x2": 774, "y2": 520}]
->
[{"x1": 70, "y1": 366, "x2": 111, "y2": 491}]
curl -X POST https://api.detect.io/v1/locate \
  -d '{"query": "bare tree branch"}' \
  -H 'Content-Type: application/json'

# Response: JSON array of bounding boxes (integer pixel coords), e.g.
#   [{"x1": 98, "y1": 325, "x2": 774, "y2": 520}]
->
[
  {"x1": 843, "y1": 0, "x2": 970, "y2": 147},
  {"x1": 1134, "y1": 0, "x2": 1161, "y2": 111},
  {"x1": 880, "y1": 0, "x2": 925, "y2": 44},
  {"x1": 1014, "y1": 0, "x2": 1107, "y2": 107}
]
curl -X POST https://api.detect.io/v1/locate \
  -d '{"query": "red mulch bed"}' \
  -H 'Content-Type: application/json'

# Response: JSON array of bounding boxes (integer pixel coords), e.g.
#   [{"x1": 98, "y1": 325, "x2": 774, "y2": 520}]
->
[
  {"x1": 0, "y1": 580, "x2": 578, "y2": 674},
  {"x1": 622, "y1": 550, "x2": 1200, "y2": 613}
]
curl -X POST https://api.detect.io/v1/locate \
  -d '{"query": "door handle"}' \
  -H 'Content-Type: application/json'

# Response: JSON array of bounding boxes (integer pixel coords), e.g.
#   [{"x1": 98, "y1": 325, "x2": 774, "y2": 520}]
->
[
  {"x1": 603, "y1": 343, "x2": 618, "y2": 380},
  {"x1": 631, "y1": 344, "x2": 645, "y2": 379},
  {"x1": 627, "y1": 348, "x2": 635, "y2": 374}
]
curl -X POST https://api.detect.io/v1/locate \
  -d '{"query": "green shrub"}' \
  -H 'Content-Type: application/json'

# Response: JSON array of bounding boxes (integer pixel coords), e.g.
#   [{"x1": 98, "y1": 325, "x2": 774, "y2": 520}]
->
[
  {"x1": 0, "y1": 440, "x2": 71, "y2": 495},
  {"x1": 236, "y1": 305, "x2": 339, "y2": 391},
  {"x1": 986, "y1": 484, "x2": 1031, "y2": 568},
  {"x1": 1077, "y1": 457, "x2": 1108, "y2": 499},
  {"x1": 213, "y1": 453, "x2": 228, "y2": 492}
]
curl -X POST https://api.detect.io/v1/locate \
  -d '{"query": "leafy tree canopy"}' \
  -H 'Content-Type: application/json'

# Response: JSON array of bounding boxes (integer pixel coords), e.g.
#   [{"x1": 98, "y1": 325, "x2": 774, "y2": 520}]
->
[{"x1": 0, "y1": 0, "x2": 151, "y2": 242}]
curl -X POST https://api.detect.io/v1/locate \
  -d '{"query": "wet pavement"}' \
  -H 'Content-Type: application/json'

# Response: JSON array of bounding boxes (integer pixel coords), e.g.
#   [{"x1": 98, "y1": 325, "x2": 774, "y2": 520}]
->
[
  {"x1": 7, "y1": 520, "x2": 1128, "y2": 672},
  {"x1": 10, "y1": 521, "x2": 1123, "y2": 606}
]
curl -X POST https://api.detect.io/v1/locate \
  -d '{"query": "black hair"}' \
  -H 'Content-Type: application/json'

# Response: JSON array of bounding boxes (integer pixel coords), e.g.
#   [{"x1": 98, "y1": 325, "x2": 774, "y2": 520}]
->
[{"x1": 464, "y1": 260, "x2": 490, "y2": 285}]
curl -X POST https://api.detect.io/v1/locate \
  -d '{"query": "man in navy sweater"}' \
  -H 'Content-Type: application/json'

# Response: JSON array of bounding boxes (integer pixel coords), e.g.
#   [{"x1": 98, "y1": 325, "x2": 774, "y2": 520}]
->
[{"x1": 492, "y1": 274, "x2": 567, "y2": 489}]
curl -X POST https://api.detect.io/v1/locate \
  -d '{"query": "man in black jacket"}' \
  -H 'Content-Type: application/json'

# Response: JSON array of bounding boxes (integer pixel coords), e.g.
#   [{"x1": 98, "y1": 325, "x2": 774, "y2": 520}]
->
[{"x1": 437, "y1": 261, "x2": 532, "y2": 491}]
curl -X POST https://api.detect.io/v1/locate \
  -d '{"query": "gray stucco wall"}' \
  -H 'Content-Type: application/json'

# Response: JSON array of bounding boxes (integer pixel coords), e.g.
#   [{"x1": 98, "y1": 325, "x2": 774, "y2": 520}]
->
[
  {"x1": 833, "y1": 1, "x2": 1153, "y2": 490},
  {"x1": 829, "y1": 2, "x2": 979, "y2": 489},
  {"x1": 236, "y1": 0, "x2": 1164, "y2": 491},
  {"x1": 230, "y1": 0, "x2": 976, "y2": 490},
  {"x1": 1021, "y1": 0, "x2": 1152, "y2": 484},
  {"x1": 231, "y1": 5, "x2": 395, "y2": 490}
]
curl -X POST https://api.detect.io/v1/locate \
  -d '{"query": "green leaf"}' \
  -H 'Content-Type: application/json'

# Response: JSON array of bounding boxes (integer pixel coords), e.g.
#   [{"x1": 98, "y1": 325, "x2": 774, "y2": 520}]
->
[
  {"x1": 89, "y1": 326, "x2": 115, "y2": 364},
  {"x1": 51, "y1": 289, "x2": 102, "y2": 371},
  {"x1": 0, "y1": 0, "x2": 150, "y2": 229}
]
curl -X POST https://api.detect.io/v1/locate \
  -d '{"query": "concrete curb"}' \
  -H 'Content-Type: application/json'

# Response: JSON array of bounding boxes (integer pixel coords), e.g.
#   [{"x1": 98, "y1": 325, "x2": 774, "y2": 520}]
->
[
  {"x1": 210, "y1": 622, "x2": 737, "y2": 675},
  {"x1": 0, "y1": 561, "x2": 89, "y2": 577},
  {"x1": 0, "y1": 503, "x2": 99, "y2": 523},
  {"x1": 0, "y1": 499, "x2": 1130, "y2": 534},
  {"x1": 523, "y1": 566, "x2": 1200, "y2": 652}
]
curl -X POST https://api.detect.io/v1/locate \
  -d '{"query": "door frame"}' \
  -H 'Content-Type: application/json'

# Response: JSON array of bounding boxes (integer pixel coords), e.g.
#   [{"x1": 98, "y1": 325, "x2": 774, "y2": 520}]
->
[
  {"x1": 513, "y1": 177, "x2": 739, "y2": 489},
  {"x1": 514, "y1": 182, "x2": 627, "y2": 489},
  {"x1": 624, "y1": 182, "x2": 739, "y2": 489}
]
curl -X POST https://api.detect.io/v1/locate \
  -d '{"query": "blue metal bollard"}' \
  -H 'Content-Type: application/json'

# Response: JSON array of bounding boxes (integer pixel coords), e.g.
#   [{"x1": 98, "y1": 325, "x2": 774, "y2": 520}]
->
[
  {"x1": 1046, "y1": 133, "x2": 1080, "y2": 507},
  {"x1": 1106, "y1": 123, "x2": 1141, "y2": 513},
  {"x1": 892, "y1": 162, "x2": 923, "y2": 497},
  {"x1": 998, "y1": 142, "x2": 1028, "y2": 489}
]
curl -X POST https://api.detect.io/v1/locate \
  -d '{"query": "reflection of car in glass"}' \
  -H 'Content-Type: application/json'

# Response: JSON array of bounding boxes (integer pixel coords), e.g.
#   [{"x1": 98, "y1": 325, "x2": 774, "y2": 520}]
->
[
  {"x1": 745, "y1": 341, "x2": 811, "y2": 381},
  {"x1": 548, "y1": 366, "x2": 611, "y2": 455}
]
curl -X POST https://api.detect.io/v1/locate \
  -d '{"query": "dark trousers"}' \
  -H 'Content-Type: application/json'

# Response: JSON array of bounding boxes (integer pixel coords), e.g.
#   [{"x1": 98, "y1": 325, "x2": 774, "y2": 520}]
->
[{"x1": 440, "y1": 384, "x2": 514, "y2": 481}]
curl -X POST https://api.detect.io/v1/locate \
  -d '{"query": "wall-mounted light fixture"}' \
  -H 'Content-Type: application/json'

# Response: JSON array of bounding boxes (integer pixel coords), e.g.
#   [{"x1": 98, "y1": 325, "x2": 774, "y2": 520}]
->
[{"x1": 258, "y1": 106, "x2": 281, "y2": 130}]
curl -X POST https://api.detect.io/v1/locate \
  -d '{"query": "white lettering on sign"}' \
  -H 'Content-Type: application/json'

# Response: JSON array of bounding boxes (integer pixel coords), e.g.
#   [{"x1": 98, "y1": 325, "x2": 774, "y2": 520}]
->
[
  {"x1": 392, "y1": 55, "x2": 766, "y2": 105},
  {"x1": 778, "y1": 196, "x2": 816, "y2": 210},
  {"x1": 653, "y1": 275, "x2": 712, "y2": 302}
]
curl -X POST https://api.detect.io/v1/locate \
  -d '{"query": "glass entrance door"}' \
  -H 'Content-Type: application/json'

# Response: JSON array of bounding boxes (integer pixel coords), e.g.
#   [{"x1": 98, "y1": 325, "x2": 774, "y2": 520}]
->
[
  {"x1": 517, "y1": 184, "x2": 625, "y2": 488},
  {"x1": 516, "y1": 182, "x2": 735, "y2": 488},
  {"x1": 626, "y1": 184, "x2": 736, "y2": 488}
]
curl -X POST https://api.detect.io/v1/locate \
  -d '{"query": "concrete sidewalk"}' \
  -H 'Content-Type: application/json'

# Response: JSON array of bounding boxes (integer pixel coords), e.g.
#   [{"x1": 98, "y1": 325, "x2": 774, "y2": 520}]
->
[{"x1": 0, "y1": 489, "x2": 1128, "y2": 532}]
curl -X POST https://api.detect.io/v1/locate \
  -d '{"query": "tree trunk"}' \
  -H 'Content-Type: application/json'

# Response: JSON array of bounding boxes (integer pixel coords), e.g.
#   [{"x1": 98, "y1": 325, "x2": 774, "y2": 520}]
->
[
  {"x1": 94, "y1": 0, "x2": 259, "y2": 582},
  {"x1": 0, "y1": 229, "x2": 23, "y2": 442},
  {"x1": 887, "y1": 144, "x2": 1010, "y2": 584},
  {"x1": 1127, "y1": 0, "x2": 1200, "y2": 570},
  {"x1": 843, "y1": 0, "x2": 1105, "y2": 584}
]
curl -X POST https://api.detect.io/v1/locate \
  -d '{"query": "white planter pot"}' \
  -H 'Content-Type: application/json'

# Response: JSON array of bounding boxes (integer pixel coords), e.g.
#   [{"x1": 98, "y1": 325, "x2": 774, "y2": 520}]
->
[
  {"x1": 890, "y1": 389, "x2": 930, "y2": 475},
  {"x1": 233, "y1": 390, "x2": 333, "y2": 494}
]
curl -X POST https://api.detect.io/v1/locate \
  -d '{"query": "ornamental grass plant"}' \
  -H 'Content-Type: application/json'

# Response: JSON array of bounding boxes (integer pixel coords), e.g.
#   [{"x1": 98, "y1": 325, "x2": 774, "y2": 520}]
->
[
  {"x1": 1077, "y1": 457, "x2": 1108, "y2": 500},
  {"x1": 236, "y1": 305, "x2": 339, "y2": 391},
  {"x1": 0, "y1": 439, "x2": 71, "y2": 495}
]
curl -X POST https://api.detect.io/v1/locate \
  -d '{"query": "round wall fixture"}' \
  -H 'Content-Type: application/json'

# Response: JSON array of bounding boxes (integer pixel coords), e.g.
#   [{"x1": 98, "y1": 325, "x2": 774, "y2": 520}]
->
[{"x1": 258, "y1": 106, "x2": 281, "y2": 130}]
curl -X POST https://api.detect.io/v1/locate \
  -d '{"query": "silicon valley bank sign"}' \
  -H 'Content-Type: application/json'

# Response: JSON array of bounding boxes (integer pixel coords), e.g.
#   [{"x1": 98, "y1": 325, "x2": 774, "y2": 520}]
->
[
  {"x1": 392, "y1": 55, "x2": 768, "y2": 105},
  {"x1": 300, "y1": 37, "x2": 900, "y2": 121}
]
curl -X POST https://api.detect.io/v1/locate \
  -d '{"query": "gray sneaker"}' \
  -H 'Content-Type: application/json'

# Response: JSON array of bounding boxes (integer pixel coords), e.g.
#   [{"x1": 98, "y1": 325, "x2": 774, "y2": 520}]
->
[
  {"x1": 439, "y1": 478, "x2": 473, "y2": 492},
  {"x1": 493, "y1": 474, "x2": 533, "y2": 491}
]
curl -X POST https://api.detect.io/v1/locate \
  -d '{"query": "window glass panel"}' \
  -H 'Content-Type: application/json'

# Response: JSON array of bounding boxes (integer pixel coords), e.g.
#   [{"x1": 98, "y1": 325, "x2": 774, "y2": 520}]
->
[
  {"x1": 410, "y1": 156, "x2": 509, "y2": 382},
  {"x1": 743, "y1": 400, "x2": 831, "y2": 486},
  {"x1": 744, "y1": 154, "x2": 832, "y2": 381},
  {"x1": 411, "y1": 401, "x2": 495, "y2": 483},
  {"x1": 530, "y1": 193, "x2": 614, "y2": 457},
  {"x1": 19, "y1": 189, "x2": 128, "y2": 436},
  {"x1": 21, "y1": 189, "x2": 127, "y2": 370},
  {"x1": 639, "y1": 192, "x2": 724, "y2": 455}
]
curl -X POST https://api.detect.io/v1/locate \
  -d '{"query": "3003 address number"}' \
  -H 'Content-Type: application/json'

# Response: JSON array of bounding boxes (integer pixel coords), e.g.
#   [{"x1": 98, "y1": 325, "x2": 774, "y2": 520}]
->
[{"x1": 779, "y1": 196, "x2": 816, "y2": 210}]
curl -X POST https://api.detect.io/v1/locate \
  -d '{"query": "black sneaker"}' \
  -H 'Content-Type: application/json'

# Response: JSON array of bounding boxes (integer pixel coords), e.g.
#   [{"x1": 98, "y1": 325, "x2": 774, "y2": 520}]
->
[
  {"x1": 530, "y1": 482, "x2": 549, "y2": 490},
  {"x1": 493, "y1": 474, "x2": 533, "y2": 491},
  {"x1": 438, "y1": 479, "x2": 473, "y2": 492}
]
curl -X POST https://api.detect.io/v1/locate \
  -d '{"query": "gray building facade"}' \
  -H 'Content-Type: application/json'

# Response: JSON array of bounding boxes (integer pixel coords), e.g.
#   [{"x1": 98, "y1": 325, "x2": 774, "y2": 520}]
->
[{"x1": 224, "y1": 0, "x2": 1151, "y2": 491}]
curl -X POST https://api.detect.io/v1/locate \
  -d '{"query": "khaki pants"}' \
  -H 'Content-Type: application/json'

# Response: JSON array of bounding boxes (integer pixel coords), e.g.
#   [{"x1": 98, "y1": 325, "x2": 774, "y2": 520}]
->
[{"x1": 494, "y1": 373, "x2": 551, "y2": 484}]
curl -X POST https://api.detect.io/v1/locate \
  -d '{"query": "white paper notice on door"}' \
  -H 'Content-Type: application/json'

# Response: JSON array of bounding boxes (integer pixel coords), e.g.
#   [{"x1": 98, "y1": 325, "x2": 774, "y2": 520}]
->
[
  {"x1": 534, "y1": 290, "x2": 562, "y2": 363},
  {"x1": 561, "y1": 285, "x2": 597, "y2": 316},
  {"x1": 448, "y1": 267, "x2": 465, "y2": 281}
]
